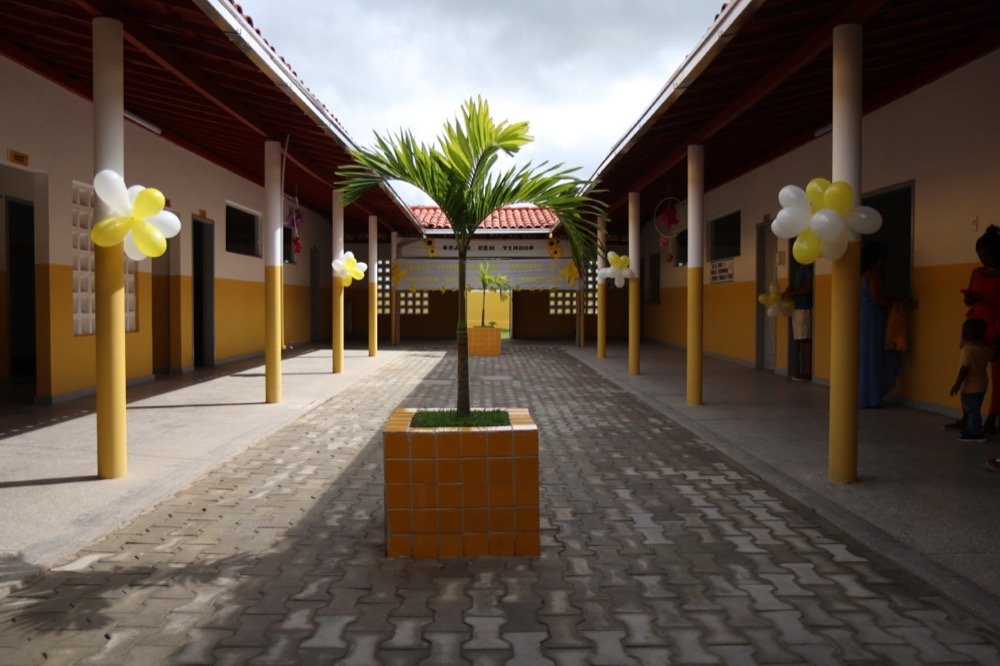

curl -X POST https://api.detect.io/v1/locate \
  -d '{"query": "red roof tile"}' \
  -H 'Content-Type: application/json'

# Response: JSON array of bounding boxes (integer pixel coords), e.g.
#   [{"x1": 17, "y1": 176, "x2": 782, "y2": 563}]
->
[{"x1": 410, "y1": 206, "x2": 558, "y2": 232}]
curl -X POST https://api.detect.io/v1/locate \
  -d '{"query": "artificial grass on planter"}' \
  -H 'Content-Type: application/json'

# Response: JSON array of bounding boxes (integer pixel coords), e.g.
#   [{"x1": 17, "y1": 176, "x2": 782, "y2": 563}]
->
[{"x1": 410, "y1": 409, "x2": 511, "y2": 428}]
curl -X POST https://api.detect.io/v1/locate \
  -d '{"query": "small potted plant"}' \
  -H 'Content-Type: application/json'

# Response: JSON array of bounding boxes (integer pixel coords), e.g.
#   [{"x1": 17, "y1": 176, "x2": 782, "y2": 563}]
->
[{"x1": 469, "y1": 262, "x2": 510, "y2": 356}]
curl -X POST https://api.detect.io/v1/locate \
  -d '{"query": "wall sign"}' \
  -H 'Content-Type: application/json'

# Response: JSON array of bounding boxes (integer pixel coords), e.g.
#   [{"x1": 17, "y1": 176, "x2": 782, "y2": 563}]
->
[
  {"x1": 394, "y1": 258, "x2": 580, "y2": 291},
  {"x1": 709, "y1": 258, "x2": 734, "y2": 283}
]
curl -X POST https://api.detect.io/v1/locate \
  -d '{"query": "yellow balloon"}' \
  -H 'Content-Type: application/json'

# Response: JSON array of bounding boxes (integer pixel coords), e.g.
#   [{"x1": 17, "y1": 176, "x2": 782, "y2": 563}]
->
[
  {"x1": 805, "y1": 177, "x2": 832, "y2": 212},
  {"x1": 823, "y1": 181, "x2": 854, "y2": 215},
  {"x1": 91, "y1": 216, "x2": 132, "y2": 247},
  {"x1": 793, "y1": 228, "x2": 821, "y2": 265},
  {"x1": 131, "y1": 222, "x2": 167, "y2": 257},
  {"x1": 132, "y1": 188, "x2": 165, "y2": 220},
  {"x1": 757, "y1": 293, "x2": 769, "y2": 305}
]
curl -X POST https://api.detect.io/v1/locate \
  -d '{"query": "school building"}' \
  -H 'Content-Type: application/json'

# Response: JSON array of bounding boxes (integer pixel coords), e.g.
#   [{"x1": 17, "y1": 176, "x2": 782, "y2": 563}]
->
[{"x1": 2, "y1": 0, "x2": 1000, "y2": 446}]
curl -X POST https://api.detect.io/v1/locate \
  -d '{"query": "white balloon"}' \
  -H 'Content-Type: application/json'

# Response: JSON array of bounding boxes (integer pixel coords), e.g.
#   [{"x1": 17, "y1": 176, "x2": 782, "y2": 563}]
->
[
  {"x1": 771, "y1": 217, "x2": 795, "y2": 239},
  {"x1": 775, "y1": 206, "x2": 810, "y2": 236},
  {"x1": 123, "y1": 234, "x2": 147, "y2": 261},
  {"x1": 93, "y1": 170, "x2": 131, "y2": 216},
  {"x1": 766, "y1": 303, "x2": 779, "y2": 317},
  {"x1": 778, "y1": 185, "x2": 809, "y2": 212},
  {"x1": 810, "y1": 208, "x2": 846, "y2": 240},
  {"x1": 846, "y1": 206, "x2": 883, "y2": 234},
  {"x1": 820, "y1": 232, "x2": 849, "y2": 260},
  {"x1": 148, "y1": 210, "x2": 181, "y2": 238}
]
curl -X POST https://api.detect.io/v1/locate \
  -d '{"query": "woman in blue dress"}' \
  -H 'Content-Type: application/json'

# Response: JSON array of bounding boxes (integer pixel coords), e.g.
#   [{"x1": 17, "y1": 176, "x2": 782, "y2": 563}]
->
[{"x1": 859, "y1": 242, "x2": 901, "y2": 407}]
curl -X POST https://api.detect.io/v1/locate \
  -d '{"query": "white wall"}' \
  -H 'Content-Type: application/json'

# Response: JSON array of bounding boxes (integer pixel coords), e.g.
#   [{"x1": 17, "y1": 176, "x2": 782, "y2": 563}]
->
[
  {"x1": 0, "y1": 55, "x2": 333, "y2": 284},
  {"x1": 651, "y1": 47, "x2": 1000, "y2": 288}
]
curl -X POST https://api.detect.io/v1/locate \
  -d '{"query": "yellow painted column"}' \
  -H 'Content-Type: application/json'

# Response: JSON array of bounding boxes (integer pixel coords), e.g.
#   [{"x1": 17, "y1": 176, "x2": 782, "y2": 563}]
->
[
  {"x1": 829, "y1": 24, "x2": 863, "y2": 483},
  {"x1": 368, "y1": 215, "x2": 378, "y2": 357},
  {"x1": 687, "y1": 145, "x2": 704, "y2": 405},
  {"x1": 264, "y1": 140, "x2": 282, "y2": 403},
  {"x1": 332, "y1": 190, "x2": 345, "y2": 373},
  {"x1": 93, "y1": 17, "x2": 126, "y2": 478},
  {"x1": 596, "y1": 217, "x2": 607, "y2": 359},
  {"x1": 628, "y1": 192, "x2": 640, "y2": 375}
]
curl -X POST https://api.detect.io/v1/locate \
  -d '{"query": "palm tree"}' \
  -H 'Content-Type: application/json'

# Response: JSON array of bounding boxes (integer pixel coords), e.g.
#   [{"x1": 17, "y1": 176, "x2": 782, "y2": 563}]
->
[
  {"x1": 477, "y1": 262, "x2": 510, "y2": 328},
  {"x1": 336, "y1": 97, "x2": 605, "y2": 416}
]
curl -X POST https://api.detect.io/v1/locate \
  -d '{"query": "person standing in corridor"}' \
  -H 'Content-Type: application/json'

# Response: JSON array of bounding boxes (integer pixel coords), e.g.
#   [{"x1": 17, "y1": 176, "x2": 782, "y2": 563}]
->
[{"x1": 784, "y1": 262, "x2": 813, "y2": 381}]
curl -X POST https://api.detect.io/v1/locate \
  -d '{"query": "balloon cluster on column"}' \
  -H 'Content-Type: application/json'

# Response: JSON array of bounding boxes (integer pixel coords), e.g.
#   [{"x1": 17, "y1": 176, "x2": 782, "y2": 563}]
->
[
  {"x1": 597, "y1": 252, "x2": 635, "y2": 288},
  {"x1": 332, "y1": 251, "x2": 367, "y2": 287},
  {"x1": 757, "y1": 282, "x2": 794, "y2": 318},
  {"x1": 770, "y1": 178, "x2": 883, "y2": 264},
  {"x1": 91, "y1": 170, "x2": 181, "y2": 260}
]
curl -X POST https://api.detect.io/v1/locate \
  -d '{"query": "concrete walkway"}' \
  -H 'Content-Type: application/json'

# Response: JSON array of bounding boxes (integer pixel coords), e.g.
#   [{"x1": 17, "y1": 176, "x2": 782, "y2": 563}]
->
[{"x1": 0, "y1": 343, "x2": 998, "y2": 663}]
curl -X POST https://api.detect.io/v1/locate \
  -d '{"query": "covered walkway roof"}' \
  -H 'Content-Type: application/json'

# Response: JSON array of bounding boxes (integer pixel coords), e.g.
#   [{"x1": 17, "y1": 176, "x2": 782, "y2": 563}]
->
[
  {"x1": 592, "y1": 0, "x2": 1000, "y2": 230},
  {"x1": 1, "y1": 0, "x2": 423, "y2": 237}
]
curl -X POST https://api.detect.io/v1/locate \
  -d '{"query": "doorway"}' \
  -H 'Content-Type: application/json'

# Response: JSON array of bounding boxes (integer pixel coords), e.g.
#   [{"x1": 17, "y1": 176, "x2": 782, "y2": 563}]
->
[
  {"x1": 192, "y1": 217, "x2": 215, "y2": 367},
  {"x1": 862, "y1": 183, "x2": 913, "y2": 300},
  {"x1": 7, "y1": 198, "x2": 36, "y2": 387},
  {"x1": 755, "y1": 219, "x2": 777, "y2": 371}
]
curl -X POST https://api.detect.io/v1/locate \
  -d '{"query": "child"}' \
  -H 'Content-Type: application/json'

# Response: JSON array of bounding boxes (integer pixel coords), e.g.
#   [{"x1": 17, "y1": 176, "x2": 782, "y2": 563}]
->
[{"x1": 949, "y1": 318, "x2": 995, "y2": 442}]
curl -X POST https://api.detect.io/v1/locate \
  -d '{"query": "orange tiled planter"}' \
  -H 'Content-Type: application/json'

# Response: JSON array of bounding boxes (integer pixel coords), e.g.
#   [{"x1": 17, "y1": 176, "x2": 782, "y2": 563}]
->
[
  {"x1": 383, "y1": 407, "x2": 539, "y2": 558},
  {"x1": 468, "y1": 327, "x2": 502, "y2": 356}
]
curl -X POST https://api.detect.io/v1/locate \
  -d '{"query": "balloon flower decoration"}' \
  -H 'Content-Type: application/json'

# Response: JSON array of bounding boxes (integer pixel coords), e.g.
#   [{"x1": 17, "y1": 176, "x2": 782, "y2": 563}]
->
[
  {"x1": 91, "y1": 170, "x2": 181, "y2": 260},
  {"x1": 757, "y1": 282, "x2": 794, "y2": 317},
  {"x1": 597, "y1": 251, "x2": 635, "y2": 288},
  {"x1": 770, "y1": 177, "x2": 883, "y2": 264},
  {"x1": 332, "y1": 251, "x2": 367, "y2": 287}
]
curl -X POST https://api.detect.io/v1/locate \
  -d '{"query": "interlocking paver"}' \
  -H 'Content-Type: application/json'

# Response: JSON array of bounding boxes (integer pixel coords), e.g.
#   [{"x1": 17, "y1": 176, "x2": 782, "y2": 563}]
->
[{"x1": 0, "y1": 347, "x2": 997, "y2": 663}]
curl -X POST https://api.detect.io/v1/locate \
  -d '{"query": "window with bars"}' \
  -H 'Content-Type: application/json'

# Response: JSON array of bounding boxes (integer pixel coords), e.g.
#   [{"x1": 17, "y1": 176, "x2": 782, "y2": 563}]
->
[
  {"x1": 377, "y1": 259, "x2": 392, "y2": 314},
  {"x1": 585, "y1": 260, "x2": 598, "y2": 315},
  {"x1": 548, "y1": 289, "x2": 577, "y2": 316},
  {"x1": 399, "y1": 290, "x2": 429, "y2": 315},
  {"x1": 71, "y1": 181, "x2": 137, "y2": 335}
]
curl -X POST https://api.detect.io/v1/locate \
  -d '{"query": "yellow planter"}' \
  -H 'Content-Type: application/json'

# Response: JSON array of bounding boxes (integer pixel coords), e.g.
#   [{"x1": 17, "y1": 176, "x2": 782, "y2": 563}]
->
[
  {"x1": 468, "y1": 326, "x2": 502, "y2": 356},
  {"x1": 383, "y1": 407, "x2": 540, "y2": 558}
]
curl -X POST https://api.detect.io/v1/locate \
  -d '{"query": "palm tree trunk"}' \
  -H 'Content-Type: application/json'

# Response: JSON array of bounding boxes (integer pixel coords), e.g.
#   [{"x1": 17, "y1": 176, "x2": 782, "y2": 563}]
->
[{"x1": 457, "y1": 248, "x2": 471, "y2": 415}]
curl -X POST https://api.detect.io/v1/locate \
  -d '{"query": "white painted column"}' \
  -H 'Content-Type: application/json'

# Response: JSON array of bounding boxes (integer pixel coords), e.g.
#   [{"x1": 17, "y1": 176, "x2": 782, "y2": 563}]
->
[
  {"x1": 331, "y1": 190, "x2": 345, "y2": 373},
  {"x1": 93, "y1": 17, "x2": 127, "y2": 479},
  {"x1": 596, "y1": 217, "x2": 607, "y2": 358},
  {"x1": 829, "y1": 23, "x2": 863, "y2": 483},
  {"x1": 264, "y1": 140, "x2": 282, "y2": 403},
  {"x1": 627, "y1": 192, "x2": 640, "y2": 375},
  {"x1": 687, "y1": 144, "x2": 704, "y2": 406},
  {"x1": 368, "y1": 215, "x2": 378, "y2": 356},
  {"x1": 390, "y1": 231, "x2": 399, "y2": 345}
]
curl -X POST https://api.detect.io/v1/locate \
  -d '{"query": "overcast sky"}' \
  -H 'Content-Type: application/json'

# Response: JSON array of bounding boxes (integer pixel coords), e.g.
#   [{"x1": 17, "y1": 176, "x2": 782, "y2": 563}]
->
[{"x1": 235, "y1": 0, "x2": 723, "y2": 203}]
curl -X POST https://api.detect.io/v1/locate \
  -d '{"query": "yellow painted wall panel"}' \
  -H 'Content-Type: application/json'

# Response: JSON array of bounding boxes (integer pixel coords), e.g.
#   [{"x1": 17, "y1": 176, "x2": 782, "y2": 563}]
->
[
  {"x1": 900, "y1": 263, "x2": 975, "y2": 410},
  {"x1": 283, "y1": 283, "x2": 312, "y2": 346},
  {"x1": 215, "y1": 278, "x2": 264, "y2": 361},
  {"x1": 126, "y1": 271, "x2": 153, "y2": 379},
  {"x1": 44, "y1": 264, "x2": 93, "y2": 397},
  {"x1": 170, "y1": 274, "x2": 193, "y2": 371},
  {"x1": 812, "y1": 273, "x2": 831, "y2": 382},
  {"x1": 703, "y1": 281, "x2": 756, "y2": 364},
  {"x1": 467, "y1": 291, "x2": 511, "y2": 329}
]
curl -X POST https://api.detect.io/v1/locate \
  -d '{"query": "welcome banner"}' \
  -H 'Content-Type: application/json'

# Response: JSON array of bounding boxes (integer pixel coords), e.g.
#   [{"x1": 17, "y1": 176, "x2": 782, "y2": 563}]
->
[{"x1": 393, "y1": 259, "x2": 581, "y2": 291}]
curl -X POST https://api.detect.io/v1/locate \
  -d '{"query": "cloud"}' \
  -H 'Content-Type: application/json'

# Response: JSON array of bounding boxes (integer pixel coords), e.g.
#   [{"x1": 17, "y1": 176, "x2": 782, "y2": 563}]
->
[{"x1": 236, "y1": 0, "x2": 722, "y2": 201}]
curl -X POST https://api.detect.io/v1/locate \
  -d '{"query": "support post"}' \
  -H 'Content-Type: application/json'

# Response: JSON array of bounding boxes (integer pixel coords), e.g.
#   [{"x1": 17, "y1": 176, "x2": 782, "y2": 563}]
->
[
  {"x1": 628, "y1": 192, "x2": 640, "y2": 375},
  {"x1": 332, "y1": 190, "x2": 345, "y2": 373},
  {"x1": 93, "y1": 17, "x2": 127, "y2": 479},
  {"x1": 687, "y1": 145, "x2": 704, "y2": 405},
  {"x1": 596, "y1": 217, "x2": 607, "y2": 359},
  {"x1": 368, "y1": 215, "x2": 378, "y2": 356},
  {"x1": 390, "y1": 231, "x2": 399, "y2": 346},
  {"x1": 264, "y1": 140, "x2": 282, "y2": 403},
  {"x1": 829, "y1": 24, "x2": 863, "y2": 483}
]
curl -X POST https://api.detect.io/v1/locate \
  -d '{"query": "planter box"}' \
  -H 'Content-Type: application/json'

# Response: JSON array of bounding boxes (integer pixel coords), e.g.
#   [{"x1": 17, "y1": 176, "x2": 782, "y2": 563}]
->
[
  {"x1": 383, "y1": 407, "x2": 539, "y2": 558},
  {"x1": 468, "y1": 326, "x2": 502, "y2": 356}
]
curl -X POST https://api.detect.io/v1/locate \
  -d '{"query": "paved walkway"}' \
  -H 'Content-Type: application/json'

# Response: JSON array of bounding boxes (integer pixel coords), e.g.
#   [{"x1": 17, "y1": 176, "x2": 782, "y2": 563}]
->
[{"x1": 0, "y1": 345, "x2": 999, "y2": 663}]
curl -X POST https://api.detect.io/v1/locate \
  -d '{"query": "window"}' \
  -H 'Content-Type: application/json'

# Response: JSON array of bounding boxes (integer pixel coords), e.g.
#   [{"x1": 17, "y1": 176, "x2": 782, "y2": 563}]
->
[
  {"x1": 646, "y1": 253, "x2": 660, "y2": 303},
  {"x1": 226, "y1": 204, "x2": 259, "y2": 257},
  {"x1": 71, "y1": 181, "x2": 137, "y2": 335},
  {"x1": 709, "y1": 211, "x2": 741, "y2": 260},
  {"x1": 377, "y1": 259, "x2": 392, "y2": 314},
  {"x1": 585, "y1": 260, "x2": 598, "y2": 315},
  {"x1": 400, "y1": 290, "x2": 429, "y2": 315},
  {"x1": 548, "y1": 290, "x2": 577, "y2": 316}
]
